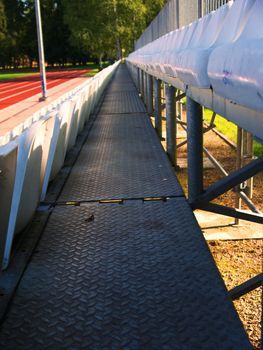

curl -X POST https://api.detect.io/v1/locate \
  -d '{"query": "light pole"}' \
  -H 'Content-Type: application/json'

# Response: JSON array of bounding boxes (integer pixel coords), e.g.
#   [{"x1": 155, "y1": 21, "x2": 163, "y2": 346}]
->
[{"x1": 35, "y1": 0, "x2": 48, "y2": 101}]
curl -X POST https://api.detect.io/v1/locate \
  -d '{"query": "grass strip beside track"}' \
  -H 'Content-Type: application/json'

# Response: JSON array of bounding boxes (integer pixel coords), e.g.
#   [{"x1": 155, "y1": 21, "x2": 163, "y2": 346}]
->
[
  {"x1": 203, "y1": 108, "x2": 263, "y2": 157},
  {"x1": 0, "y1": 72, "x2": 37, "y2": 81}
]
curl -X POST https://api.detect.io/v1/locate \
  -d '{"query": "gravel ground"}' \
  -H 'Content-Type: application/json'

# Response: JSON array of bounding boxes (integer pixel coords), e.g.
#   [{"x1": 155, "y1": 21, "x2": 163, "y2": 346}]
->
[
  {"x1": 209, "y1": 239, "x2": 262, "y2": 350},
  {"x1": 159, "y1": 110, "x2": 262, "y2": 349}
]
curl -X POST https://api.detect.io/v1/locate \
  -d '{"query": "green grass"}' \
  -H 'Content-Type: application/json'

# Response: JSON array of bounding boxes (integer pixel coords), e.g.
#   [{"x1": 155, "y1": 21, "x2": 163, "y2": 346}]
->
[
  {"x1": 84, "y1": 68, "x2": 99, "y2": 77},
  {"x1": 0, "y1": 72, "x2": 37, "y2": 80},
  {"x1": 0, "y1": 62, "x2": 111, "y2": 80},
  {"x1": 203, "y1": 108, "x2": 263, "y2": 157}
]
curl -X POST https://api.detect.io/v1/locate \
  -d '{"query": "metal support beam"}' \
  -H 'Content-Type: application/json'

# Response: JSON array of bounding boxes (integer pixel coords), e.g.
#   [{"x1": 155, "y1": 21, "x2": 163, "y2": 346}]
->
[
  {"x1": 140, "y1": 70, "x2": 144, "y2": 99},
  {"x1": 194, "y1": 156, "x2": 263, "y2": 206},
  {"x1": 235, "y1": 127, "x2": 243, "y2": 224},
  {"x1": 187, "y1": 97, "x2": 203, "y2": 203},
  {"x1": 229, "y1": 273, "x2": 263, "y2": 300},
  {"x1": 198, "y1": 0, "x2": 203, "y2": 18},
  {"x1": 154, "y1": 78, "x2": 162, "y2": 138},
  {"x1": 203, "y1": 147, "x2": 261, "y2": 214},
  {"x1": 136, "y1": 67, "x2": 140, "y2": 90},
  {"x1": 143, "y1": 71, "x2": 147, "y2": 104},
  {"x1": 147, "y1": 74, "x2": 153, "y2": 115},
  {"x1": 197, "y1": 203, "x2": 263, "y2": 224},
  {"x1": 138, "y1": 69, "x2": 141, "y2": 95},
  {"x1": 165, "y1": 84, "x2": 177, "y2": 166},
  {"x1": 246, "y1": 132, "x2": 254, "y2": 198},
  {"x1": 175, "y1": 92, "x2": 186, "y2": 102}
]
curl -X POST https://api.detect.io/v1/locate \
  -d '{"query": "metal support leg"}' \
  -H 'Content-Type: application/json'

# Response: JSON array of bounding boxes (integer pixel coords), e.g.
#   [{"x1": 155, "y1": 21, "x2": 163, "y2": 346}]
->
[
  {"x1": 138, "y1": 69, "x2": 141, "y2": 95},
  {"x1": 246, "y1": 132, "x2": 254, "y2": 198},
  {"x1": 154, "y1": 78, "x2": 162, "y2": 138},
  {"x1": 187, "y1": 97, "x2": 203, "y2": 203},
  {"x1": 136, "y1": 67, "x2": 140, "y2": 91},
  {"x1": 235, "y1": 127, "x2": 243, "y2": 224},
  {"x1": 165, "y1": 84, "x2": 177, "y2": 166},
  {"x1": 147, "y1": 74, "x2": 153, "y2": 115},
  {"x1": 144, "y1": 72, "x2": 148, "y2": 105},
  {"x1": 140, "y1": 70, "x2": 144, "y2": 99}
]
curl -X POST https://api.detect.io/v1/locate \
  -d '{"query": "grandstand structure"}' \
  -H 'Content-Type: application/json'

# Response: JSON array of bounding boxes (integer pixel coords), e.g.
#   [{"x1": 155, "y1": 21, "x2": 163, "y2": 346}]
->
[
  {"x1": 127, "y1": 0, "x2": 263, "y2": 223},
  {"x1": 0, "y1": 0, "x2": 261, "y2": 348}
]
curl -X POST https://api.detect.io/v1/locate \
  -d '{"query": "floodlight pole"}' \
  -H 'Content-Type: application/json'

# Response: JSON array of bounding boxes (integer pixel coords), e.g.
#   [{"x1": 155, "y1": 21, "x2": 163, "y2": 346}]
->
[{"x1": 35, "y1": 0, "x2": 48, "y2": 101}]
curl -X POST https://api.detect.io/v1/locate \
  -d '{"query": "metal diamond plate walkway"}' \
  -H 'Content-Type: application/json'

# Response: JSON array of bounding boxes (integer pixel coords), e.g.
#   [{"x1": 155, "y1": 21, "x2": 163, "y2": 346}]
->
[{"x1": 0, "y1": 64, "x2": 252, "y2": 349}]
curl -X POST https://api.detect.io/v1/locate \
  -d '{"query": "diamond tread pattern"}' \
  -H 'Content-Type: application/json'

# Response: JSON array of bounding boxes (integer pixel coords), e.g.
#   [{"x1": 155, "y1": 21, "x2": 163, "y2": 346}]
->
[
  {"x1": 0, "y1": 200, "x2": 251, "y2": 349},
  {"x1": 59, "y1": 112, "x2": 183, "y2": 201},
  {"x1": 100, "y1": 90, "x2": 146, "y2": 114},
  {"x1": 99, "y1": 67, "x2": 145, "y2": 114},
  {"x1": 0, "y1": 64, "x2": 252, "y2": 350}
]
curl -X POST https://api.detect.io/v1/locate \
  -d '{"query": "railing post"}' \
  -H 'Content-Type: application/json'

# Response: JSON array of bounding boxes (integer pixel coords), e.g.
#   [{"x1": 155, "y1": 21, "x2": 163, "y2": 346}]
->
[
  {"x1": 147, "y1": 74, "x2": 153, "y2": 115},
  {"x1": 154, "y1": 78, "x2": 162, "y2": 138},
  {"x1": 187, "y1": 97, "x2": 203, "y2": 203},
  {"x1": 165, "y1": 84, "x2": 177, "y2": 166},
  {"x1": 198, "y1": 0, "x2": 203, "y2": 18}
]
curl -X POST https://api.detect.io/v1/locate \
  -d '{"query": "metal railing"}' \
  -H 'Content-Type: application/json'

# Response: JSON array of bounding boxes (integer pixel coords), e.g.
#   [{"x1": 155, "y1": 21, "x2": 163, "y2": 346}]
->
[
  {"x1": 204, "y1": 0, "x2": 230, "y2": 14},
  {"x1": 135, "y1": 0, "x2": 229, "y2": 50}
]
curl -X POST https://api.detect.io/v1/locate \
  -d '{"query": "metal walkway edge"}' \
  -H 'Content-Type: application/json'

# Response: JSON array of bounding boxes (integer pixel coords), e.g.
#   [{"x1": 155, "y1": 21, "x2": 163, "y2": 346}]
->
[{"x1": 0, "y1": 64, "x2": 252, "y2": 349}]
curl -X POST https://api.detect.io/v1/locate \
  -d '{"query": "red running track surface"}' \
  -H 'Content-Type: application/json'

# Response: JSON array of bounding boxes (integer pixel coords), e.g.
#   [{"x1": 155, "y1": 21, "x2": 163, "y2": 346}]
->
[{"x1": 0, "y1": 70, "x2": 89, "y2": 110}]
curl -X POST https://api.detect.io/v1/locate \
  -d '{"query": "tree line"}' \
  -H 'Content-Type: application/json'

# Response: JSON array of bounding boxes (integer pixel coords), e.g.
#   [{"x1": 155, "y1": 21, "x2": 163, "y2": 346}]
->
[{"x1": 0, "y1": 0, "x2": 165, "y2": 68}]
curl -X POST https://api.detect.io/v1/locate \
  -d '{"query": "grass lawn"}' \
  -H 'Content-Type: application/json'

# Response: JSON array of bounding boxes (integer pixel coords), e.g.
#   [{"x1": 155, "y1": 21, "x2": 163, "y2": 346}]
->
[
  {"x1": 0, "y1": 62, "x2": 111, "y2": 80},
  {"x1": 84, "y1": 68, "x2": 100, "y2": 77},
  {"x1": 203, "y1": 108, "x2": 263, "y2": 157},
  {"x1": 0, "y1": 72, "x2": 37, "y2": 80}
]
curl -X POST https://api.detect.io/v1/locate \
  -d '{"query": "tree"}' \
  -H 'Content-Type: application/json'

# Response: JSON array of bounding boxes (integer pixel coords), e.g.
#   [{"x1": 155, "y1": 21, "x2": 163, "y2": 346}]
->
[
  {"x1": 143, "y1": 0, "x2": 166, "y2": 26},
  {"x1": 63, "y1": 0, "x2": 164, "y2": 60},
  {"x1": 22, "y1": 0, "x2": 76, "y2": 66},
  {"x1": 0, "y1": 0, "x2": 167, "y2": 67},
  {"x1": 0, "y1": 0, "x2": 6, "y2": 41},
  {"x1": 2, "y1": 0, "x2": 27, "y2": 66}
]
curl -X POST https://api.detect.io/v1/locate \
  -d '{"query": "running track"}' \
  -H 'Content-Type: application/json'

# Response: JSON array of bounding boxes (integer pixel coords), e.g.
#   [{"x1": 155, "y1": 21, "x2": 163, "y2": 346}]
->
[{"x1": 0, "y1": 70, "x2": 89, "y2": 110}]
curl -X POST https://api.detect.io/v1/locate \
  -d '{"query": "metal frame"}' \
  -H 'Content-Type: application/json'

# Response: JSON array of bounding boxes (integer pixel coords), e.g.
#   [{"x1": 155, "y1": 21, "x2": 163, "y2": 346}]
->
[
  {"x1": 129, "y1": 66, "x2": 263, "y2": 313},
  {"x1": 229, "y1": 273, "x2": 263, "y2": 300},
  {"x1": 165, "y1": 84, "x2": 176, "y2": 165},
  {"x1": 147, "y1": 74, "x2": 153, "y2": 115},
  {"x1": 193, "y1": 156, "x2": 263, "y2": 206},
  {"x1": 135, "y1": 0, "x2": 229, "y2": 50},
  {"x1": 172, "y1": 106, "x2": 260, "y2": 215},
  {"x1": 133, "y1": 67, "x2": 263, "y2": 226},
  {"x1": 187, "y1": 97, "x2": 204, "y2": 203},
  {"x1": 153, "y1": 78, "x2": 162, "y2": 138}
]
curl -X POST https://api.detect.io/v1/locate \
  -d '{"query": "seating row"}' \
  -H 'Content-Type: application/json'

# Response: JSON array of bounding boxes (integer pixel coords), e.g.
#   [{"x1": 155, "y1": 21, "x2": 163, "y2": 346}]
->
[
  {"x1": 0, "y1": 61, "x2": 119, "y2": 269},
  {"x1": 127, "y1": 0, "x2": 263, "y2": 114}
]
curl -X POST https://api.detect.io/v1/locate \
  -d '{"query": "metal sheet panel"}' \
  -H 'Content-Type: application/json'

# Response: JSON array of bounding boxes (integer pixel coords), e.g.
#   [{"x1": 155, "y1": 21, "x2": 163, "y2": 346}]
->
[
  {"x1": 0, "y1": 200, "x2": 251, "y2": 349},
  {"x1": 59, "y1": 112, "x2": 183, "y2": 201},
  {"x1": 100, "y1": 91, "x2": 146, "y2": 114}
]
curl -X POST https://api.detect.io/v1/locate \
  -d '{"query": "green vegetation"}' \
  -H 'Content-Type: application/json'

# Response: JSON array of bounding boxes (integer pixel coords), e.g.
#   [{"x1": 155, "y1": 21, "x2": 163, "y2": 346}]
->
[
  {"x1": 203, "y1": 108, "x2": 263, "y2": 157},
  {"x1": 0, "y1": 72, "x2": 37, "y2": 80},
  {"x1": 0, "y1": 0, "x2": 166, "y2": 68},
  {"x1": 0, "y1": 61, "x2": 110, "y2": 79},
  {"x1": 85, "y1": 69, "x2": 99, "y2": 77}
]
